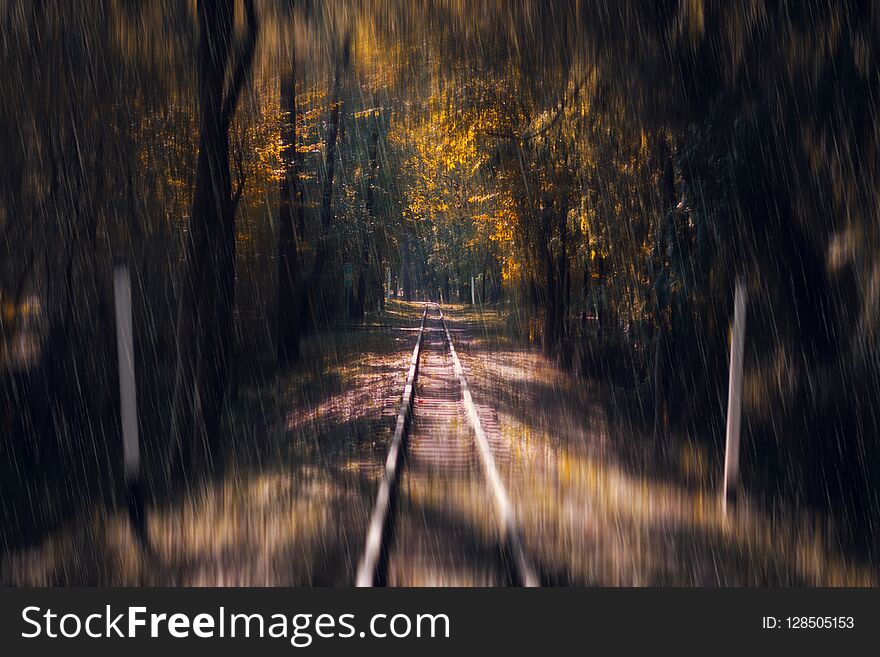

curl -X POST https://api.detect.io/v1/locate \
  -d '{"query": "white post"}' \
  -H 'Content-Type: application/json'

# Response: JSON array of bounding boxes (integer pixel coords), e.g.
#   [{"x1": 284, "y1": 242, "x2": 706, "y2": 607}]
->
[
  {"x1": 723, "y1": 279, "x2": 747, "y2": 513},
  {"x1": 114, "y1": 263, "x2": 145, "y2": 543},
  {"x1": 471, "y1": 275, "x2": 475, "y2": 305},
  {"x1": 114, "y1": 265, "x2": 139, "y2": 478}
]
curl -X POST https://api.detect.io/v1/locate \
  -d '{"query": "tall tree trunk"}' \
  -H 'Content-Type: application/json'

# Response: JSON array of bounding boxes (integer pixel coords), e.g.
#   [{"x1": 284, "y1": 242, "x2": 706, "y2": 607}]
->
[
  {"x1": 557, "y1": 200, "x2": 569, "y2": 345},
  {"x1": 539, "y1": 205, "x2": 562, "y2": 356},
  {"x1": 401, "y1": 236, "x2": 412, "y2": 300},
  {"x1": 277, "y1": 52, "x2": 303, "y2": 366},
  {"x1": 481, "y1": 252, "x2": 489, "y2": 304},
  {"x1": 543, "y1": 264, "x2": 558, "y2": 355},
  {"x1": 374, "y1": 242, "x2": 385, "y2": 311},
  {"x1": 653, "y1": 137, "x2": 677, "y2": 446},
  {"x1": 353, "y1": 130, "x2": 379, "y2": 321},
  {"x1": 303, "y1": 34, "x2": 350, "y2": 330},
  {"x1": 170, "y1": 0, "x2": 257, "y2": 481}
]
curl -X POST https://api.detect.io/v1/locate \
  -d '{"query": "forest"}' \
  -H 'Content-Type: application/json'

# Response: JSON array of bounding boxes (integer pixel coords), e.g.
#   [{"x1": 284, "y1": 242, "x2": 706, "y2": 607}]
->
[{"x1": 1, "y1": 0, "x2": 879, "y2": 586}]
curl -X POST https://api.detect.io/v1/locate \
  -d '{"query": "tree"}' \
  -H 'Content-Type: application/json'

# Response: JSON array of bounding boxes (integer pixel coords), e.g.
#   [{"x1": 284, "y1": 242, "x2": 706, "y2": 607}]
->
[
  {"x1": 169, "y1": 0, "x2": 258, "y2": 480},
  {"x1": 352, "y1": 128, "x2": 380, "y2": 321},
  {"x1": 301, "y1": 32, "x2": 351, "y2": 330},
  {"x1": 276, "y1": 44, "x2": 304, "y2": 366}
]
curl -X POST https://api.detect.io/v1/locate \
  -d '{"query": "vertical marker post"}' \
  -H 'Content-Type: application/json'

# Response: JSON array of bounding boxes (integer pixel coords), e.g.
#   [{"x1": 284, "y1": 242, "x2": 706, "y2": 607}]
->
[
  {"x1": 723, "y1": 279, "x2": 747, "y2": 513},
  {"x1": 114, "y1": 263, "x2": 146, "y2": 546},
  {"x1": 471, "y1": 275, "x2": 475, "y2": 305}
]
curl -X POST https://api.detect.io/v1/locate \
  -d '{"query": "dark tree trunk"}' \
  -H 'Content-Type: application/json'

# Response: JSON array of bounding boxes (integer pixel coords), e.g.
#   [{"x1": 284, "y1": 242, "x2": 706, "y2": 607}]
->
[
  {"x1": 558, "y1": 200, "x2": 569, "y2": 344},
  {"x1": 353, "y1": 129, "x2": 379, "y2": 321},
  {"x1": 277, "y1": 54, "x2": 303, "y2": 366},
  {"x1": 653, "y1": 137, "x2": 677, "y2": 446},
  {"x1": 374, "y1": 244, "x2": 385, "y2": 311},
  {"x1": 402, "y1": 237, "x2": 412, "y2": 300},
  {"x1": 304, "y1": 34, "x2": 350, "y2": 330},
  {"x1": 170, "y1": 0, "x2": 257, "y2": 480},
  {"x1": 543, "y1": 264, "x2": 558, "y2": 355},
  {"x1": 596, "y1": 253, "x2": 608, "y2": 334},
  {"x1": 540, "y1": 204, "x2": 565, "y2": 356}
]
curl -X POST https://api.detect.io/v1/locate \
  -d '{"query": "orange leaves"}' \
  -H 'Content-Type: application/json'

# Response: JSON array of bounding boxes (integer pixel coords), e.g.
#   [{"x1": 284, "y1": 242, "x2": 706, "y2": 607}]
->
[
  {"x1": 502, "y1": 256, "x2": 523, "y2": 284},
  {"x1": 296, "y1": 143, "x2": 323, "y2": 154}
]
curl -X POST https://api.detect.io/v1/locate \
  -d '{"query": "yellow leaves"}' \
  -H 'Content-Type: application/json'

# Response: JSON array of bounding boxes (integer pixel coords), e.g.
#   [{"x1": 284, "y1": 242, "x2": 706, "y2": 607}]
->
[
  {"x1": 353, "y1": 108, "x2": 381, "y2": 119},
  {"x1": 580, "y1": 213, "x2": 592, "y2": 238},
  {"x1": 394, "y1": 87, "x2": 497, "y2": 179},
  {"x1": 502, "y1": 256, "x2": 523, "y2": 284},
  {"x1": 251, "y1": 134, "x2": 284, "y2": 184},
  {"x1": 491, "y1": 204, "x2": 516, "y2": 245},
  {"x1": 389, "y1": 78, "x2": 529, "y2": 292}
]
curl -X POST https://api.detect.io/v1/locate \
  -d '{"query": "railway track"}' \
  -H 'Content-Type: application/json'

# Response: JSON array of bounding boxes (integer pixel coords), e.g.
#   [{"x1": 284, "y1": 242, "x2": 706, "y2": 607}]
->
[{"x1": 356, "y1": 304, "x2": 538, "y2": 587}]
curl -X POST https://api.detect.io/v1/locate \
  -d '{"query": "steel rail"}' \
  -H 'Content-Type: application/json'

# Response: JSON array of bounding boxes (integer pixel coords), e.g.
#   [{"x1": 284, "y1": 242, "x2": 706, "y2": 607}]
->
[
  {"x1": 355, "y1": 305, "x2": 429, "y2": 587},
  {"x1": 437, "y1": 305, "x2": 539, "y2": 587}
]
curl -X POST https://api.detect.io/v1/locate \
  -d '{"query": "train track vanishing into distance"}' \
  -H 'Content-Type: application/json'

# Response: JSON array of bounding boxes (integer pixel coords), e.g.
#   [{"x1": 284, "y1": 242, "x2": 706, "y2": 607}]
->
[{"x1": 356, "y1": 304, "x2": 539, "y2": 587}]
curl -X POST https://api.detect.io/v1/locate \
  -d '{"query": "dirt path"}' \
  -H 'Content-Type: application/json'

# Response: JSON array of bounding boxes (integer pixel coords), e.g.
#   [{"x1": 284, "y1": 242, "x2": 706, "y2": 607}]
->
[{"x1": 3, "y1": 301, "x2": 877, "y2": 586}]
